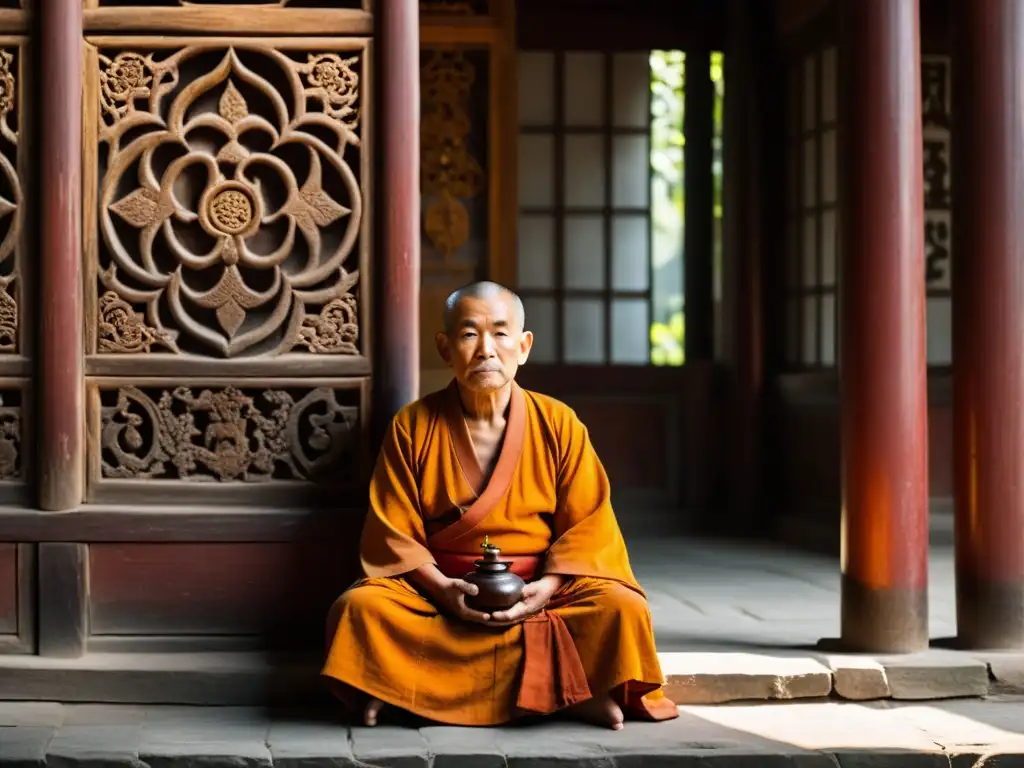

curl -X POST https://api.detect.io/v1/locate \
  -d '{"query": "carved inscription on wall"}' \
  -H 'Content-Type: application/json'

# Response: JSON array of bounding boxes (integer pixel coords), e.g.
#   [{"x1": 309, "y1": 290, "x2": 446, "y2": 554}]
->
[
  {"x1": 421, "y1": 48, "x2": 483, "y2": 261},
  {"x1": 99, "y1": 384, "x2": 358, "y2": 482},
  {"x1": 0, "y1": 388, "x2": 21, "y2": 482},
  {"x1": 922, "y1": 55, "x2": 951, "y2": 291},
  {"x1": 95, "y1": 45, "x2": 364, "y2": 358},
  {"x1": 0, "y1": 48, "x2": 20, "y2": 355}
]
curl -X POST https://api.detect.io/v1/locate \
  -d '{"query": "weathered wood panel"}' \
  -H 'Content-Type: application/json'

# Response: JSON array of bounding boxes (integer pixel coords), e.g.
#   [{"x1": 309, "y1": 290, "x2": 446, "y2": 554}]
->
[
  {"x1": 771, "y1": 372, "x2": 956, "y2": 553},
  {"x1": 518, "y1": 0, "x2": 724, "y2": 51},
  {"x1": 0, "y1": 542, "x2": 15, "y2": 633},
  {"x1": 0, "y1": 543, "x2": 33, "y2": 653},
  {"x1": 89, "y1": 542, "x2": 348, "y2": 645},
  {"x1": 83, "y1": 8, "x2": 372, "y2": 36},
  {"x1": 0, "y1": 505, "x2": 358, "y2": 542},
  {"x1": 516, "y1": 364, "x2": 716, "y2": 513},
  {"x1": 570, "y1": 399, "x2": 669, "y2": 491},
  {"x1": 38, "y1": 543, "x2": 89, "y2": 657},
  {"x1": 0, "y1": 6, "x2": 27, "y2": 35},
  {"x1": 929, "y1": 400, "x2": 954, "y2": 500}
]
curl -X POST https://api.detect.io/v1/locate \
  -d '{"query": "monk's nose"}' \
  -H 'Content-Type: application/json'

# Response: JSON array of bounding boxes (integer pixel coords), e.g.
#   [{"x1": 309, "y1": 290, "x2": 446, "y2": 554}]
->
[{"x1": 477, "y1": 334, "x2": 497, "y2": 357}]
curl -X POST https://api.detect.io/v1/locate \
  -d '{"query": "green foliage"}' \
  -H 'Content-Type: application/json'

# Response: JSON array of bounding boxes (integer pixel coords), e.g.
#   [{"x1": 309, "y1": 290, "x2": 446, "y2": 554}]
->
[
  {"x1": 651, "y1": 311, "x2": 685, "y2": 366},
  {"x1": 650, "y1": 51, "x2": 685, "y2": 235},
  {"x1": 646, "y1": 51, "x2": 724, "y2": 367}
]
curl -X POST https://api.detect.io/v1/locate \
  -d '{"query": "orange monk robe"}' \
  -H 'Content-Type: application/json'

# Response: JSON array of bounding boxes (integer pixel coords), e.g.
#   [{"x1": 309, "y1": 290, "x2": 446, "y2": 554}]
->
[{"x1": 321, "y1": 380, "x2": 677, "y2": 726}]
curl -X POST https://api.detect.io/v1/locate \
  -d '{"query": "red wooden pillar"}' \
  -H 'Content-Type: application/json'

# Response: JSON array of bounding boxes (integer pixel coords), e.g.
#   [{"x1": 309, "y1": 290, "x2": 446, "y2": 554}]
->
[
  {"x1": 38, "y1": 0, "x2": 85, "y2": 511},
  {"x1": 377, "y1": 0, "x2": 420, "y2": 423},
  {"x1": 838, "y1": 0, "x2": 929, "y2": 652},
  {"x1": 951, "y1": 0, "x2": 1024, "y2": 649}
]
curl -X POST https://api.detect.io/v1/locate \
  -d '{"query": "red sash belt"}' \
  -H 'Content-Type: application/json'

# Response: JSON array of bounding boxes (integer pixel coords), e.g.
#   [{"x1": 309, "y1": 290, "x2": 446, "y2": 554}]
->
[{"x1": 431, "y1": 551, "x2": 542, "y2": 581}]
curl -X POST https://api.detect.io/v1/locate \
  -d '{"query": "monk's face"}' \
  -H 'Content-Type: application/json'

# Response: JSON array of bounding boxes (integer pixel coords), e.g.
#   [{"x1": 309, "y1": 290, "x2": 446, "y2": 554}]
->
[{"x1": 436, "y1": 294, "x2": 533, "y2": 391}]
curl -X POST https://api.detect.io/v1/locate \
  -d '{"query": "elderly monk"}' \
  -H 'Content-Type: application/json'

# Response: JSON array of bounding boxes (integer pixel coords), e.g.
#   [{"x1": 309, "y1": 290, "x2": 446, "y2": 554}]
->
[{"x1": 321, "y1": 281, "x2": 676, "y2": 730}]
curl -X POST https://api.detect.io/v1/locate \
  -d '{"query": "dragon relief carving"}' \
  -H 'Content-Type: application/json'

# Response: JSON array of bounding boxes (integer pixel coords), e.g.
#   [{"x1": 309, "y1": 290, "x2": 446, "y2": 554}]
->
[
  {"x1": 421, "y1": 48, "x2": 483, "y2": 261},
  {"x1": 100, "y1": 385, "x2": 358, "y2": 482},
  {"x1": 0, "y1": 391, "x2": 21, "y2": 481},
  {"x1": 96, "y1": 47, "x2": 363, "y2": 358}
]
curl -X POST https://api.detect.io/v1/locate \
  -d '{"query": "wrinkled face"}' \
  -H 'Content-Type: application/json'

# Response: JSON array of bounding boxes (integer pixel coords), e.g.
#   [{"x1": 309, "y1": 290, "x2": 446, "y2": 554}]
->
[{"x1": 436, "y1": 294, "x2": 533, "y2": 392}]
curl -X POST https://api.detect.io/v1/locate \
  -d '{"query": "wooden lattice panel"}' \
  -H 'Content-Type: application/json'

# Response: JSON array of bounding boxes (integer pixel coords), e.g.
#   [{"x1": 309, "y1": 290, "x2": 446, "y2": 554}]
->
[
  {"x1": 84, "y1": 38, "x2": 371, "y2": 375},
  {"x1": 87, "y1": 377, "x2": 368, "y2": 503}
]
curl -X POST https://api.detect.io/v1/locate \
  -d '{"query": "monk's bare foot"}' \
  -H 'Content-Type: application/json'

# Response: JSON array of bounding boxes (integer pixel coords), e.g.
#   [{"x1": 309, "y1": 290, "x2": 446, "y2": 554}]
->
[
  {"x1": 364, "y1": 698, "x2": 385, "y2": 727},
  {"x1": 567, "y1": 695, "x2": 624, "y2": 730}
]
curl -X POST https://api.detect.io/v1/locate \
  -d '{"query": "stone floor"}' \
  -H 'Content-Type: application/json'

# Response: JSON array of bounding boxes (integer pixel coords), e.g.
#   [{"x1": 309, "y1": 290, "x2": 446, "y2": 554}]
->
[
  {"x1": 4, "y1": 699, "x2": 1024, "y2": 766},
  {"x1": 632, "y1": 532, "x2": 1024, "y2": 703},
  {"x1": 630, "y1": 532, "x2": 954, "y2": 651},
  {"x1": 6, "y1": 530, "x2": 1024, "y2": 764}
]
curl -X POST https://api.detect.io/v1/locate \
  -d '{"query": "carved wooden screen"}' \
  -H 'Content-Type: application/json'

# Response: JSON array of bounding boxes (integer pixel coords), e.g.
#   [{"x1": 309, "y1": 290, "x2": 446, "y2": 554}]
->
[
  {"x1": 0, "y1": 11, "x2": 31, "y2": 654},
  {"x1": 82, "y1": 38, "x2": 371, "y2": 506},
  {"x1": 48, "y1": 4, "x2": 377, "y2": 654},
  {"x1": 0, "y1": 34, "x2": 26, "y2": 504}
]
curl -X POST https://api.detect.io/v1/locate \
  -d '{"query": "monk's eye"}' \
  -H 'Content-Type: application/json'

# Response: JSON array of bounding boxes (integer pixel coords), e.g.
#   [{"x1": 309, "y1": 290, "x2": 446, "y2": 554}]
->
[
  {"x1": 461, "y1": 332, "x2": 477, "y2": 340},
  {"x1": 495, "y1": 331, "x2": 508, "y2": 338}
]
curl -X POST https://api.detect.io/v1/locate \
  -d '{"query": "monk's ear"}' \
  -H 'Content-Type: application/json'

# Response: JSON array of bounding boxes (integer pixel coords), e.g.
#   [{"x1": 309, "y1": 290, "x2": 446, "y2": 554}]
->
[
  {"x1": 517, "y1": 330, "x2": 533, "y2": 364},
  {"x1": 435, "y1": 332, "x2": 452, "y2": 366}
]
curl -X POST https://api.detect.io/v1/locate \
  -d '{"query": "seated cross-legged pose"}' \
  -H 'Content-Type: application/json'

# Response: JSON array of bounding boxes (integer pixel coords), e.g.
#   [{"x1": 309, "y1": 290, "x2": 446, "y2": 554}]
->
[{"x1": 322, "y1": 281, "x2": 677, "y2": 730}]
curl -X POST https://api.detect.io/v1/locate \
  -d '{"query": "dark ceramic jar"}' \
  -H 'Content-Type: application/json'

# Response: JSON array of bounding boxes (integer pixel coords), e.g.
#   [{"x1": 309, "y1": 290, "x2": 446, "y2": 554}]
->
[{"x1": 463, "y1": 538, "x2": 525, "y2": 612}]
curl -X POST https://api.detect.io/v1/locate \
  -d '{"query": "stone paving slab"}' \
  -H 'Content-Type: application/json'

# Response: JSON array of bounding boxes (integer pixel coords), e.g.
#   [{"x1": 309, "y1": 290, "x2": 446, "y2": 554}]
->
[
  {"x1": 660, "y1": 652, "x2": 833, "y2": 704},
  {"x1": 1, "y1": 700, "x2": 1023, "y2": 767},
  {"x1": 880, "y1": 651, "x2": 991, "y2": 700},
  {"x1": 0, "y1": 725, "x2": 55, "y2": 767}
]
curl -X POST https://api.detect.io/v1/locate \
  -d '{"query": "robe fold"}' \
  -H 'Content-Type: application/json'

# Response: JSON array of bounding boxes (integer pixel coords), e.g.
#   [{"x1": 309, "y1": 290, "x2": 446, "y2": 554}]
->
[{"x1": 321, "y1": 380, "x2": 677, "y2": 726}]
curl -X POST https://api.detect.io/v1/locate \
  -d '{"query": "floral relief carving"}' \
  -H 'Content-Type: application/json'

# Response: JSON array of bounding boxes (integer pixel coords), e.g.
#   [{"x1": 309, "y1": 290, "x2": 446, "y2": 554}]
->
[
  {"x1": 0, "y1": 49, "x2": 20, "y2": 354},
  {"x1": 96, "y1": 45, "x2": 364, "y2": 358},
  {"x1": 100, "y1": 385, "x2": 358, "y2": 482},
  {"x1": 421, "y1": 48, "x2": 483, "y2": 261}
]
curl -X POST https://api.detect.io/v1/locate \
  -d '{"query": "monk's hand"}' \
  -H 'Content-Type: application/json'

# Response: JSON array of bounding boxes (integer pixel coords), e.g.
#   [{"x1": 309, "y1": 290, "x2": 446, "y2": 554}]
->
[
  {"x1": 437, "y1": 577, "x2": 493, "y2": 624},
  {"x1": 489, "y1": 574, "x2": 566, "y2": 626}
]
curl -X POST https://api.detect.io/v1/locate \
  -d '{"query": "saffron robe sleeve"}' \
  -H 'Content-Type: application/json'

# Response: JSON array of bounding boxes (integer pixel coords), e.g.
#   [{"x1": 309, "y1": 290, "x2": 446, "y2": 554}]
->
[{"x1": 358, "y1": 412, "x2": 435, "y2": 579}]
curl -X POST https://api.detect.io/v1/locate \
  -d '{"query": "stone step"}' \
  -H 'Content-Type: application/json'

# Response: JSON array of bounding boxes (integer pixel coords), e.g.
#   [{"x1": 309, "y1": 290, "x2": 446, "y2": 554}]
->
[
  {"x1": 0, "y1": 648, "x2": 1021, "y2": 707},
  {"x1": 4, "y1": 699, "x2": 1024, "y2": 767}
]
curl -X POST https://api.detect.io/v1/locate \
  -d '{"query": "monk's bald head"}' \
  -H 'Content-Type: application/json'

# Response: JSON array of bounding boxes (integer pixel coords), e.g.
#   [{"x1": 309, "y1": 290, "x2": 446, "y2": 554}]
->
[
  {"x1": 442, "y1": 281, "x2": 525, "y2": 334},
  {"x1": 437, "y1": 281, "x2": 534, "y2": 387}
]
